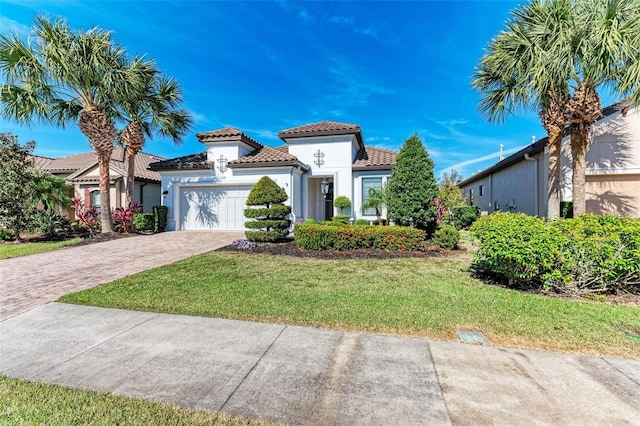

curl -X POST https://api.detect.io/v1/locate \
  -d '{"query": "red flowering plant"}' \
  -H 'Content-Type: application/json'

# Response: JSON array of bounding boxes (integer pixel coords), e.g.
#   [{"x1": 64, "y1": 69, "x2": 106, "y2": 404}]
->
[
  {"x1": 71, "y1": 196, "x2": 99, "y2": 236},
  {"x1": 112, "y1": 202, "x2": 142, "y2": 234}
]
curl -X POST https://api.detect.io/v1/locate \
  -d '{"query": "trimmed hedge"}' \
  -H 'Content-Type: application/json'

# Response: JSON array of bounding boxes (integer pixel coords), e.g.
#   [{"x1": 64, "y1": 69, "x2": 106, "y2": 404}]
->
[
  {"x1": 153, "y1": 205, "x2": 168, "y2": 233},
  {"x1": 133, "y1": 213, "x2": 154, "y2": 232},
  {"x1": 451, "y1": 206, "x2": 479, "y2": 230},
  {"x1": 294, "y1": 224, "x2": 428, "y2": 251},
  {"x1": 471, "y1": 212, "x2": 640, "y2": 294}
]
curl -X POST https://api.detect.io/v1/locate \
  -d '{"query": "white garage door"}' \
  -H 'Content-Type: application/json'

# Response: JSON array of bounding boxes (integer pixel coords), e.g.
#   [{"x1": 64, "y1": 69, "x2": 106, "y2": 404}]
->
[{"x1": 179, "y1": 186, "x2": 251, "y2": 230}]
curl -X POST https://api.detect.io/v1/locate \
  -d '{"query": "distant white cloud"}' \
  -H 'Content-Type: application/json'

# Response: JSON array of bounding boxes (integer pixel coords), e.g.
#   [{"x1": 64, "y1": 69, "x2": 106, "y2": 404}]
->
[
  {"x1": 439, "y1": 145, "x2": 525, "y2": 178},
  {"x1": 325, "y1": 57, "x2": 394, "y2": 108},
  {"x1": 189, "y1": 110, "x2": 211, "y2": 125},
  {"x1": 329, "y1": 16, "x2": 353, "y2": 26},
  {"x1": 298, "y1": 9, "x2": 313, "y2": 23},
  {"x1": 1, "y1": 16, "x2": 30, "y2": 38},
  {"x1": 355, "y1": 26, "x2": 379, "y2": 39}
]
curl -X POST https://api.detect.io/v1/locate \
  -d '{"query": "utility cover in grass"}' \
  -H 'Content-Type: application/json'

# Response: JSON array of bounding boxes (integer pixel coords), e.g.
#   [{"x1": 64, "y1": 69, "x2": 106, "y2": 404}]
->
[{"x1": 457, "y1": 331, "x2": 486, "y2": 345}]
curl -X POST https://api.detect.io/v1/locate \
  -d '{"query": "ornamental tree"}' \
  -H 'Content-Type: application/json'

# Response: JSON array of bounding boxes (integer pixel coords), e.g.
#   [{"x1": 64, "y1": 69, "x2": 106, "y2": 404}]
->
[
  {"x1": 244, "y1": 176, "x2": 291, "y2": 242},
  {"x1": 387, "y1": 133, "x2": 438, "y2": 233}
]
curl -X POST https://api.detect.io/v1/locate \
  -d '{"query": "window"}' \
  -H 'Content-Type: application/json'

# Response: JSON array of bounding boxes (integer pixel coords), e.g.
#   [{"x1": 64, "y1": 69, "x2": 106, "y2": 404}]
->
[
  {"x1": 479, "y1": 185, "x2": 485, "y2": 196},
  {"x1": 90, "y1": 190, "x2": 101, "y2": 213},
  {"x1": 468, "y1": 188, "x2": 474, "y2": 206},
  {"x1": 362, "y1": 177, "x2": 382, "y2": 216}
]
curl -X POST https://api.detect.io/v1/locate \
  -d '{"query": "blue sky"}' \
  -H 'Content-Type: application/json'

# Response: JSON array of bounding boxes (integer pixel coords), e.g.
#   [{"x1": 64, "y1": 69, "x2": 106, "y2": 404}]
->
[{"x1": 2, "y1": 0, "x2": 562, "y2": 178}]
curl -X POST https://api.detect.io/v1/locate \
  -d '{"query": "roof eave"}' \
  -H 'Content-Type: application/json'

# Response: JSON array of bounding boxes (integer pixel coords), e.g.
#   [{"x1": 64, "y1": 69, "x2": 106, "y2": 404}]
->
[
  {"x1": 228, "y1": 160, "x2": 310, "y2": 172},
  {"x1": 352, "y1": 165, "x2": 393, "y2": 171},
  {"x1": 279, "y1": 128, "x2": 364, "y2": 149}
]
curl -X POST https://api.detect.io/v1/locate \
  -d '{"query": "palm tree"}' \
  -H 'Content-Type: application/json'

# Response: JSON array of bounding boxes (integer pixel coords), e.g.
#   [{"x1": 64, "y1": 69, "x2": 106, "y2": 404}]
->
[
  {"x1": 472, "y1": 0, "x2": 573, "y2": 219},
  {"x1": 474, "y1": 0, "x2": 640, "y2": 217},
  {"x1": 562, "y1": 0, "x2": 640, "y2": 215},
  {"x1": 117, "y1": 61, "x2": 192, "y2": 207},
  {"x1": 361, "y1": 186, "x2": 387, "y2": 226},
  {"x1": 0, "y1": 16, "x2": 142, "y2": 232}
]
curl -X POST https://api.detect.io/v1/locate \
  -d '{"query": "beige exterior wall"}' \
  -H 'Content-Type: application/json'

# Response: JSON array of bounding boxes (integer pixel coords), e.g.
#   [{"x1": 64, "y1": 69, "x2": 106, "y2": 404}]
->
[{"x1": 586, "y1": 174, "x2": 640, "y2": 216}]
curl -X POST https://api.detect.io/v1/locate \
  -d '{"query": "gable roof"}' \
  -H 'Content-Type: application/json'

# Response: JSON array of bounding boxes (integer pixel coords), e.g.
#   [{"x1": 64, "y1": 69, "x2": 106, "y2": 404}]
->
[
  {"x1": 196, "y1": 127, "x2": 262, "y2": 150},
  {"x1": 458, "y1": 100, "x2": 631, "y2": 187},
  {"x1": 227, "y1": 145, "x2": 310, "y2": 171},
  {"x1": 35, "y1": 148, "x2": 165, "y2": 183},
  {"x1": 353, "y1": 147, "x2": 398, "y2": 171},
  {"x1": 278, "y1": 120, "x2": 364, "y2": 149}
]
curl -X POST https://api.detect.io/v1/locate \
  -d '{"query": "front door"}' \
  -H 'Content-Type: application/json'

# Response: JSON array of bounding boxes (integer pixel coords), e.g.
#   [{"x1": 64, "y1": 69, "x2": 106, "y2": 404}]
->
[{"x1": 324, "y1": 182, "x2": 334, "y2": 220}]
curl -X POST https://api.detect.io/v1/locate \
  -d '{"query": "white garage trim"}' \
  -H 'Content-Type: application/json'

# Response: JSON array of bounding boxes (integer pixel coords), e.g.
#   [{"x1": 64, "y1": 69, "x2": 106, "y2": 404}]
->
[{"x1": 178, "y1": 184, "x2": 252, "y2": 230}]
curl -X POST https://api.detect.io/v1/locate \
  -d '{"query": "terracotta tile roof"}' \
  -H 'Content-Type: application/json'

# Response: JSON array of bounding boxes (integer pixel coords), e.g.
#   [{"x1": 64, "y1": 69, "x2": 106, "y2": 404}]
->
[
  {"x1": 352, "y1": 147, "x2": 397, "y2": 171},
  {"x1": 29, "y1": 155, "x2": 53, "y2": 169},
  {"x1": 148, "y1": 152, "x2": 211, "y2": 171},
  {"x1": 35, "y1": 148, "x2": 164, "y2": 182},
  {"x1": 196, "y1": 127, "x2": 262, "y2": 149},
  {"x1": 278, "y1": 120, "x2": 364, "y2": 148},
  {"x1": 228, "y1": 146, "x2": 310, "y2": 171}
]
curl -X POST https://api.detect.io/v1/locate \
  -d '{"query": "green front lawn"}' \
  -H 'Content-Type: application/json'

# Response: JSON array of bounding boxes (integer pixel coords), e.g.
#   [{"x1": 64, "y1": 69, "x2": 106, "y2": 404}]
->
[
  {"x1": 60, "y1": 251, "x2": 640, "y2": 359},
  {"x1": 0, "y1": 238, "x2": 82, "y2": 259},
  {"x1": 0, "y1": 376, "x2": 268, "y2": 425}
]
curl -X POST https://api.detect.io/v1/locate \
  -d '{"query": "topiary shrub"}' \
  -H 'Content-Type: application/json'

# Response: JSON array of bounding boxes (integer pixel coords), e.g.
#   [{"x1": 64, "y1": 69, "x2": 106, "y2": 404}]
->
[
  {"x1": 294, "y1": 224, "x2": 427, "y2": 251},
  {"x1": 133, "y1": 213, "x2": 154, "y2": 232},
  {"x1": 334, "y1": 196, "x2": 351, "y2": 215},
  {"x1": 451, "y1": 206, "x2": 479, "y2": 230},
  {"x1": 245, "y1": 176, "x2": 292, "y2": 242},
  {"x1": 304, "y1": 218, "x2": 316, "y2": 224},
  {"x1": 153, "y1": 205, "x2": 168, "y2": 233},
  {"x1": 332, "y1": 214, "x2": 350, "y2": 225},
  {"x1": 355, "y1": 218, "x2": 370, "y2": 226},
  {"x1": 433, "y1": 225, "x2": 460, "y2": 250}
]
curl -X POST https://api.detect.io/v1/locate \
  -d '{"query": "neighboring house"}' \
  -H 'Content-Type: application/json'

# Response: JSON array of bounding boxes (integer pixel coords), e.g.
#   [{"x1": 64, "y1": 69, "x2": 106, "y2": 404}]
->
[
  {"x1": 33, "y1": 148, "x2": 165, "y2": 215},
  {"x1": 458, "y1": 102, "x2": 640, "y2": 217},
  {"x1": 149, "y1": 121, "x2": 397, "y2": 231}
]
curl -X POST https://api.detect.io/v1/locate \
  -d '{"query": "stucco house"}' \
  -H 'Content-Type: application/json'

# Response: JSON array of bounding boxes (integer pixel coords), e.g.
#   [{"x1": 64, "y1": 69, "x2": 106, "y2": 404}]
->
[
  {"x1": 458, "y1": 102, "x2": 640, "y2": 217},
  {"x1": 33, "y1": 148, "x2": 165, "y2": 215},
  {"x1": 149, "y1": 121, "x2": 397, "y2": 231}
]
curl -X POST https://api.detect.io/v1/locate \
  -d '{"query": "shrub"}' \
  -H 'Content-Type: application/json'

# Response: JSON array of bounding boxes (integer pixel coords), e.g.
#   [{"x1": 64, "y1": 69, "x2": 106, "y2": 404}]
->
[
  {"x1": 294, "y1": 224, "x2": 427, "y2": 251},
  {"x1": 451, "y1": 206, "x2": 479, "y2": 230},
  {"x1": 153, "y1": 205, "x2": 169, "y2": 233},
  {"x1": 355, "y1": 218, "x2": 370, "y2": 226},
  {"x1": 245, "y1": 176, "x2": 291, "y2": 242},
  {"x1": 332, "y1": 214, "x2": 350, "y2": 225},
  {"x1": 471, "y1": 212, "x2": 640, "y2": 295},
  {"x1": 133, "y1": 213, "x2": 154, "y2": 232},
  {"x1": 111, "y1": 203, "x2": 141, "y2": 234},
  {"x1": 334, "y1": 196, "x2": 351, "y2": 215},
  {"x1": 30, "y1": 210, "x2": 71, "y2": 238},
  {"x1": 0, "y1": 229, "x2": 16, "y2": 241},
  {"x1": 433, "y1": 225, "x2": 460, "y2": 250},
  {"x1": 304, "y1": 218, "x2": 316, "y2": 224}
]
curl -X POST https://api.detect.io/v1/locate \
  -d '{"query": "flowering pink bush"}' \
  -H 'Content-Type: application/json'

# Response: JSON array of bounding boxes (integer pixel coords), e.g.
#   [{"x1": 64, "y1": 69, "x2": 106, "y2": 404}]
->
[{"x1": 71, "y1": 197, "x2": 99, "y2": 235}]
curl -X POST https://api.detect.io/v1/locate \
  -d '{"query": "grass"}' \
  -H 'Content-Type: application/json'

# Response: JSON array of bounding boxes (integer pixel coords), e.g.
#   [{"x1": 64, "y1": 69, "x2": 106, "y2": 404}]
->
[
  {"x1": 0, "y1": 238, "x2": 82, "y2": 259},
  {"x1": 0, "y1": 375, "x2": 271, "y2": 425},
  {"x1": 59, "y1": 251, "x2": 640, "y2": 359}
]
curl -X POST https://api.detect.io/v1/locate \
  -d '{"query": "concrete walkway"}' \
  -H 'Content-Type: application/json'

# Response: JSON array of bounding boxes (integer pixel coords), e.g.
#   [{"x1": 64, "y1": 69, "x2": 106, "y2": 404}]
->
[
  {"x1": 0, "y1": 231, "x2": 244, "y2": 321},
  {"x1": 1, "y1": 303, "x2": 639, "y2": 425}
]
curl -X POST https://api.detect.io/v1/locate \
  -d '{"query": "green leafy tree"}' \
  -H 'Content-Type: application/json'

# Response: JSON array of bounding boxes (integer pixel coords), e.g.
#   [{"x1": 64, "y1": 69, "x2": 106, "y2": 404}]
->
[
  {"x1": 387, "y1": 134, "x2": 438, "y2": 233},
  {"x1": 0, "y1": 133, "x2": 39, "y2": 239},
  {"x1": 117, "y1": 62, "x2": 192, "y2": 206},
  {"x1": 0, "y1": 16, "x2": 147, "y2": 232},
  {"x1": 244, "y1": 176, "x2": 292, "y2": 242},
  {"x1": 437, "y1": 170, "x2": 465, "y2": 210}
]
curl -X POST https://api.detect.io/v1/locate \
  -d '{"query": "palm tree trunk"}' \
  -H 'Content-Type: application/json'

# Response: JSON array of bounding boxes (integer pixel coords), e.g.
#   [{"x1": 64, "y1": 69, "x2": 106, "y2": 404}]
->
[
  {"x1": 546, "y1": 127, "x2": 563, "y2": 219},
  {"x1": 97, "y1": 150, "x2": 114, "y2": 232},
  {"x1": 125, "y1": 149, "x2": 136, "y2": 207},
  {"x1": 122, "y1": 121, "x2": 145, "y2": 208},
  {"x1": 570, "y1": 123, "x2": 588, "y2": 216}
]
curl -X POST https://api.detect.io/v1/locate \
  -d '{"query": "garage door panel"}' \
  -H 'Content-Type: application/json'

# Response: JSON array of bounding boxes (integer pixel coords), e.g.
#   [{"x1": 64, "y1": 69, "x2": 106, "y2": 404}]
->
[{"x1": 179, "y1": 186, "x2": 250, "y2": 230}]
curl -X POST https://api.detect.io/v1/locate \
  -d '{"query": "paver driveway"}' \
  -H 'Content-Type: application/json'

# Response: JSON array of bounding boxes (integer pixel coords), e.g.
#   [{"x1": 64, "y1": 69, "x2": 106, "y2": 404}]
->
[{"x1": 0, "y1": 231, "x2": 243, "y2": 321}]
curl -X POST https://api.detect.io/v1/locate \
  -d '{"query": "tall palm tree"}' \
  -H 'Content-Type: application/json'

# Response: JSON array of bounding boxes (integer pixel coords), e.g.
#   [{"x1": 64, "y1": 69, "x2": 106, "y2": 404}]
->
[
  {"x1": 472, "y1": 0, "x2": 573, "y2": 219},
  {"x1": 0, "y1": 16, "x2": 142, "y2": 232},
  {"x1": 117, "y1": 61, "x2": 192, "y2": 207},
  {"x1": 562, "y1": 0, "x2": 640, "y2": 215}
]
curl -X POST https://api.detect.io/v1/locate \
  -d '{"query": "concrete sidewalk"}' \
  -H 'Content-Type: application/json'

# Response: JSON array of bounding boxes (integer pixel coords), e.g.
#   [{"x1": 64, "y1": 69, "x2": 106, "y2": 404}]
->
[
  {"x1": 0, "y1": 231, "x2": 243, "y2": 321},
  {"x1": 2, "y1": 303, "x2": 639, "y2": 425}
]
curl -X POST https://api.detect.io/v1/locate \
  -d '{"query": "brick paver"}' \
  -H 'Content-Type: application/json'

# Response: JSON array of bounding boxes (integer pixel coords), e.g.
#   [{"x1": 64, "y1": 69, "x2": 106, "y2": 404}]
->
[{"x1": 0, "y1": 231, "x2": 243, "y2": 321}]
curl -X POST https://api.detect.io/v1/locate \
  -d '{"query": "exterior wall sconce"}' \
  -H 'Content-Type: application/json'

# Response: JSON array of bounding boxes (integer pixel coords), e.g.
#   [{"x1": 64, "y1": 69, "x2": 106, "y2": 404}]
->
[
  {"x1": 162, "y1": 190, "x2": 169, "y2": 199},
  {"x1": 314, "y1": 150, "x2": 325, "y2": 167},
  {"x1": 321, "y1": 176, "x2": 329, "y2": 199},
  {"x1": 217, "y1": 155, "x2": 228, "y2": 173}
]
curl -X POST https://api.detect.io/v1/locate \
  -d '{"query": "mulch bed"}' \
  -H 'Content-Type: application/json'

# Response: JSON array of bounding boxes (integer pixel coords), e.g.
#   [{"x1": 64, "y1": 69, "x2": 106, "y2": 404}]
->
[{"x1": 216, "y1": 237, "x2": 461, "y2": 260}]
